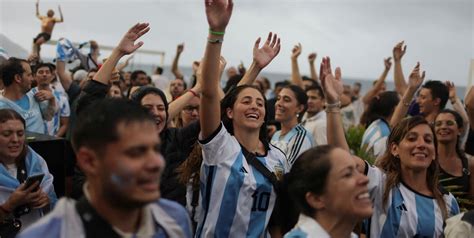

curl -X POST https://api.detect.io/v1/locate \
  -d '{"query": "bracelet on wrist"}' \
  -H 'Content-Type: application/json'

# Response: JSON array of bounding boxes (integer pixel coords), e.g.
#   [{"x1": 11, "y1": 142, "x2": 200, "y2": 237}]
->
[
  {"x1": 325, "y1": 107, "x2": 341, "y2": 113},
  {"x1": 325, "y1": 101, "x2": 341, "y2": 109},
  {"x1": 208, "y1": 38, "x2": 224, "y2": 44},
  {"x1": 189, "y1": 89, "x2": 199, "y2": 97},
  {"x1": 209, "y1": 29, "x2": 225, "y2": 36},
  {"x1": 403, "y1": 101, "x2": 411, "y2": 107}
]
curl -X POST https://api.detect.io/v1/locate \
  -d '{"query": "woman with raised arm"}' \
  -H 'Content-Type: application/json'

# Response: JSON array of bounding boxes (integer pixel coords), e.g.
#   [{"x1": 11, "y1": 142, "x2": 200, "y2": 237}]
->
[
  {"x1": 321, "y1": 57, "x2": 460, "y2": 237},
  {"x1": 197, "y1": 0, "x2": 287, "y2": 237},
  {"x1": 435, "y1": 109, "x2": 474, "y2": 211}
]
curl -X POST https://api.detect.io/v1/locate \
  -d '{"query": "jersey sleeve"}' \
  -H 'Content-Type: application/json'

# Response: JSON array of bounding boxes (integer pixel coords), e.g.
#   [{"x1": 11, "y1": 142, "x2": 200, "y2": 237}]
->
[
  {"x1": 199, "y1": 123, "x2": 239, "y2": 165},
  {"x1": 365, "y1": 162, "x2": 386, "y2": 201}
]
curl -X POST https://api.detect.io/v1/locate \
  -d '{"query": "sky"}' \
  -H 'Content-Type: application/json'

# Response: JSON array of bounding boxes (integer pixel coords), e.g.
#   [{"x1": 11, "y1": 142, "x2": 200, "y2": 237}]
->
[{"x1": 1, "y1": 0, "x2": 473, "y2": 86}]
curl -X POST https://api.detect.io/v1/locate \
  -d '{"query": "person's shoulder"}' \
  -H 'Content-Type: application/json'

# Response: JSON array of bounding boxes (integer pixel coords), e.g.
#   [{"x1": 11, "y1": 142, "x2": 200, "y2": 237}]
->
[
  {"x1": 284, "y1": 228, "x2": 308, "y2": 238},
  {"x1": 152, "y1": 199, "x2": 192, "y2": 236},
  {"x1": 17, "y1": 198, "x2": 78, "y2": 238}
]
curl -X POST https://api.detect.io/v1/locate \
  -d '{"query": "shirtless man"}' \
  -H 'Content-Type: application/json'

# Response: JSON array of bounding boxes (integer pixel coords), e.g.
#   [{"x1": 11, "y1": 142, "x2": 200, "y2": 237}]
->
[{"x1": 32, "y1": 0, "x2": 64, "y2": 57}]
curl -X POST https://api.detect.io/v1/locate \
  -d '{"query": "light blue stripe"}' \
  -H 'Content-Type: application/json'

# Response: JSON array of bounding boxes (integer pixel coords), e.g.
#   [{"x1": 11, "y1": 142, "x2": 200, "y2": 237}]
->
[
  {"x1": 246, "y1": 156, "x2": 273, "y2": 237},
  {"x1": 196, "y1": 165, "x2": 216, "y2": 238},
  {"x1": 450, "y1": 197, "x2": 460, "y2": 216},
  {"x1": 415, "y1": 194, "x2": 435, "y2": 237},
  {"x1": 381, "y1": 188, "x2": 403, "y2": 237},
  {"x1": 283, "y1": 228, "x2": 308, "y2": 238},
  {"x1": 215, "y1": 153, "x2": 245, "y2": 238}
]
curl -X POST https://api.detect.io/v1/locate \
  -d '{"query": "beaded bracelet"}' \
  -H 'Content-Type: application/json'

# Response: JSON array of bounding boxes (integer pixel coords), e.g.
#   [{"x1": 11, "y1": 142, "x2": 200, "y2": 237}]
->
[{"x1": 209, "y1": 29, "x2": 225, "y2": 36}]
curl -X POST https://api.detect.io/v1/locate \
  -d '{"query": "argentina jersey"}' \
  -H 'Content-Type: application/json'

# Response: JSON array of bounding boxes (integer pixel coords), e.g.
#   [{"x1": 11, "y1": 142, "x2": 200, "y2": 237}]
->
[
  {"x1": 365, "y1": 163, "x2": 460, "y2": 237},
  {"x1": 197, "y1": 123, "x2": 288, "y2": 238},
  {"x1": 361, "y1": 119, "x2": 390, "y2": 159},
  {"x1": 271, "y1": 124, "x2": 313, "y2": 167}
]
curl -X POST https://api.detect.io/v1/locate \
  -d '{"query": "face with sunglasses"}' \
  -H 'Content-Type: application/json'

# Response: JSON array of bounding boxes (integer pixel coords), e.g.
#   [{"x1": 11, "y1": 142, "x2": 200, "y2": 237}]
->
[{"x1": 434, "y1": 112, "x2": 461, "y2": 144}]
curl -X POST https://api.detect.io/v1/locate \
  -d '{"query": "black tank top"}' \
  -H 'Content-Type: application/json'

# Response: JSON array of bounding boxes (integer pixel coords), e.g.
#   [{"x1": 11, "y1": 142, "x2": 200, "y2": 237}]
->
[{"x1": 439, "y1": 156, "x2": 473, "y2": 211}]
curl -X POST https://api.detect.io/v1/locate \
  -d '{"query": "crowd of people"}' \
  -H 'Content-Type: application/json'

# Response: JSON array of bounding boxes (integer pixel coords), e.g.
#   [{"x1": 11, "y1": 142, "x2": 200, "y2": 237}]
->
[{"x1": 0, "y1": 0, "x2": 473, "y2": 237}]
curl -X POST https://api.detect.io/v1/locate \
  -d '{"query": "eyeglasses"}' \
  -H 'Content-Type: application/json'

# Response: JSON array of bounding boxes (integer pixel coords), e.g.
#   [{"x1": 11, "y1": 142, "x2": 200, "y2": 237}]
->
[
  {"x1": 183, "y1": 105, "x2": 199, "y2": 113},
  {"x1": 434, "y1": 120, "x2": 456, "y2": 127}
]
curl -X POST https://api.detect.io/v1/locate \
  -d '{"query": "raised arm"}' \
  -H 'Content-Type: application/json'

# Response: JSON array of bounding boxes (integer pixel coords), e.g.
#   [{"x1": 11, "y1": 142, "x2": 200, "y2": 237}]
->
[
  {"x1": 321, "y1": 57, "x2": 367, "y2": 172},
  {"x1": 308, "y1": 52, "x2": 319, "y2": 84},
  {"x1": 200, "y1": 0, "x2": 233, "y2": 139},
  {"x1": 56, "y1": 59, "x2": 72, "y2": 91},
  {"x1": 56, "y1": 5, "x2": 64, "y2": 22},
  {"x1": 172, "y1": 43, "x2": 185, "y2": 79},
  {"x1": 389, "y1": 62, "x2": 425, "y2": 128},
  {"x1": 35, "y1": 0, "x2": 42, "y2": 19},
  {"x1": 393, "y1": 41, "x2": 408, "y2": 95},
  {"x1": 446, "y1": 81, "x2": 469, "y2": 130},
  {"x1": 465, "y1": 86, "x2": 474, "y2": 129},
  {"x1": 93, "y1": 23, "x2": 150, "y2": 85},
  {"x1": 320, "y1": 57, "x2": 349, "y2": 152},
  {"x1": 362, "y1": 57, "x2": 391, "y2": 105},
  {"x1": 116, "y1": 55, "x2": 134, "y2": 72},
  {"x1": 290, "y1": 43, "x2": 303, "y2": 88},
  {"x1": 238, "y1": 32, "x2": 281, "y2": 86}
]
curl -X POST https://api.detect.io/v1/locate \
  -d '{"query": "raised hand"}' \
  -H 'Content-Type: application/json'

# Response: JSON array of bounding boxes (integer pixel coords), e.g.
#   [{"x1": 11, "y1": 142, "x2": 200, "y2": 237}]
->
[
  {"x1": 408, "y1": 62, "x2": 425, "y2": 90},
  {"x1": 253, "y1": 32, "x2": 281, "y2": 69},
  {"x1": 177, "y1": 43, "x2": 184, "y2": 54},
  {"x1": 320, "y1": 57, "x2": 343, "y2": 104},
  {"x1": 291, "y1": 43, "x2": 302, "y2": 60},
  {"x1": 205, "y1": 0, "x2": 233, "y2": 32},
  {"x1": 116, "y1": 23, "x2": 150, "y2": 56},
  {"x1": 308, "y1": 52, "x2": 317, "y2": 63},
  {"x1": 384, "y1": 57, "x2": 392, "y2": 70},
  {"x1": 393, "y1": 41, "x2": 407, "y2": 61},
  {"x1": 445, "y1": 81, "x2": 457, "y2": 100}
]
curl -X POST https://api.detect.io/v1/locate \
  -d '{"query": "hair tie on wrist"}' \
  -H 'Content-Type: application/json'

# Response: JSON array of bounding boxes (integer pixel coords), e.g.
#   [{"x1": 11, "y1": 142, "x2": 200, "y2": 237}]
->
[{"x1": 209, "y1": 29, "x2": 225, "y2": 36}]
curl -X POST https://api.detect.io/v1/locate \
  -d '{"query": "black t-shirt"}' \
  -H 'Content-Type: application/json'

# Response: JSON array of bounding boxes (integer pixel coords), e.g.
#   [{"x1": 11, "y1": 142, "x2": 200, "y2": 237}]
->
[
  {"x1": 465, "y1": 128, "x2": 474, "y2": 156},
  {"x1": 160, "y1": 121, "x2": 201, "y2": 205}
]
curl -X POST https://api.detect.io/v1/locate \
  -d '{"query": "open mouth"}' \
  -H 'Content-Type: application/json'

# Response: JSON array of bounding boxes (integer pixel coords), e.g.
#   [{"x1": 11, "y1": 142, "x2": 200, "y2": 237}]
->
[
  {"x1": 245, "y1": 112, "x2": 260, "y2": 120},
  {"x1": 411, "y1": 151, "x2": 428, "y2": 159}
]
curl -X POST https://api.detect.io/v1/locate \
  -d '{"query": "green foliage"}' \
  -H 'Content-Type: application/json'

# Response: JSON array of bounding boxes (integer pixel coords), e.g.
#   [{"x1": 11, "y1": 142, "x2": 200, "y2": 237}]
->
[{"x1": 345, "y1": 125, "x2": 376, "y2": 165}]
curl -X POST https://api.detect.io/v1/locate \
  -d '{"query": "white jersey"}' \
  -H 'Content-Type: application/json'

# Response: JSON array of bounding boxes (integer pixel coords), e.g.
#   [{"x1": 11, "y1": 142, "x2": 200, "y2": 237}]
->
[
  {"x1": 365, "y1": 163, "x2": 460, "y2": 237},
  {"x1": 284, "y1": 214, "x2": 358, "y2": 238},
  {"x1": 271, "y1": 124, "x2": 314, "y2": 167},
  {"x1": 196, "y1": 123, "x2": 289, "y2": 238}
]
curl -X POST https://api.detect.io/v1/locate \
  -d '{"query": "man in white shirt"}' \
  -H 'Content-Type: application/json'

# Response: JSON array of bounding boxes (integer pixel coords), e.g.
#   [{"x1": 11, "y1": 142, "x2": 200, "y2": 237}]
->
[{"x1": 301, "y1": 85, "x2": 327, "y2": 146}]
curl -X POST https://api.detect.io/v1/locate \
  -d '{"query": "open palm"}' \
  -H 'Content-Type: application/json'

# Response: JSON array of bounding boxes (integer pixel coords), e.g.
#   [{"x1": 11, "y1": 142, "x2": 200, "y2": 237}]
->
[
  {"x1": 408, "y1": 62, "x2": 425, "y2": 89},
  {"x1": 117, "y1": 23, "x2": 150, "y2": 55},
  {"x1": 205, "y1": 0, "x2": 233, "y2": 32},
  {"x1": 320, "y1": 57, "x2": 343, "y2": 104},
  {"x1": 253, "y1": 32, "x2": 281, "y2": 69}
]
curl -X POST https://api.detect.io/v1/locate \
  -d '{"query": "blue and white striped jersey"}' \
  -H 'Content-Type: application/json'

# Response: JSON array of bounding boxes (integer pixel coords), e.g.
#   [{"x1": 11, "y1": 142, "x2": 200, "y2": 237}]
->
[
  {"x1": 30, "y1": 87, "x2": 70, "y2": 136},
  {"x1": 196, "y1": 124, "x2": 289, "y2": 238},
  {"x1": 361, "y1": 119, "x2": 390, "y2": 159},
  {"x1": 365, "y1": 164, "x2": 460, "y2": 237},
  {"x1": 271, "y1": 124, "x2": 314, "y2": 167}
]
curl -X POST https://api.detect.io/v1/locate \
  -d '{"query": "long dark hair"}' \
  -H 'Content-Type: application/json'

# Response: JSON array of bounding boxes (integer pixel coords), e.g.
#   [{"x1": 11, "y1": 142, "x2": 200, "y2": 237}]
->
[
  {"x1": 360, "y1": 91, "x2": 399, "y2": 128},
  {"x1": 0, "y1": 109, "x2": 27, "y2": 165},
  {"x1": 221, "y1": 85, "x2": 269, "y2": 147},
  {"x1": 435, "y1": 109, "x2": 467, "y2": 163}
]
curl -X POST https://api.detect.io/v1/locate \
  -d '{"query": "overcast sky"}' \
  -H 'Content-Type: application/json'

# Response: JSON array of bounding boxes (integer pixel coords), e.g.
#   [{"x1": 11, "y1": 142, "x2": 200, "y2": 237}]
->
[{"x1": 1, "y1": 0, "x2": 473, "y2": 86}]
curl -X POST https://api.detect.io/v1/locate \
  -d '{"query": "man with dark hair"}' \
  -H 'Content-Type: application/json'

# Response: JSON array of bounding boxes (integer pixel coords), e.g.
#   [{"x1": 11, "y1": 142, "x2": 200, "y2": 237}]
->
[
  {"x1": 18, "y1": 99, "x2": 192, "y2": 238},
  {"x1": 0, "y1": 58, "x2": 56, "y2": 133},
  {"x1": 32, "y1": 63, "x2": 70, "y2": 137},
  {"x1": 417, "y1": 80, "x2": 449, "y2": 124},
  {"x1": 169, "y1": 78, "x2": 186, "y2": 101},
  {"x1": 131, "y1": 70, "x2": 148, "y2": 86},
  {"x1": 301, "y1": 85, "x2": 327, "y2": 146}
]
